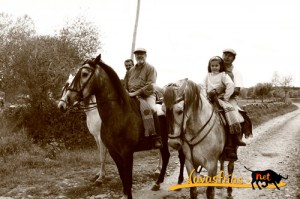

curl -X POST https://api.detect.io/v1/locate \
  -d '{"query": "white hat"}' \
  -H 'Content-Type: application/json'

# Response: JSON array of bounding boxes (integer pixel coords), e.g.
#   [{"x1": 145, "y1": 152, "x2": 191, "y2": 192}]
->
[
  {"x1": 223, "y1": 48, "x2": 237, "y2": 56},
  {"x1": 134, "y1": 48, "x2": 147, "y2": 54}
]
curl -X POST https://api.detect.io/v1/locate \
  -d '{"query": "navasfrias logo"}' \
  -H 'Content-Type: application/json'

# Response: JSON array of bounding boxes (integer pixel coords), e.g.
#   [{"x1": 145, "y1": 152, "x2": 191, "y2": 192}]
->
[{"x1": 169, "y1": 166, "x2": 288, "y2": 191}]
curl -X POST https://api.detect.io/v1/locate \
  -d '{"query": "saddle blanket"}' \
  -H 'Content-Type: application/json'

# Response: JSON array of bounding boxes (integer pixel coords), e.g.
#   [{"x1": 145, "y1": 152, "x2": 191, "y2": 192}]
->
[
  {"x1": 139, "y1": 98, "x2": 155, "y2": 137},
  {"x1": 156, "y1": 104, "x2": 165, "y2": 116}
]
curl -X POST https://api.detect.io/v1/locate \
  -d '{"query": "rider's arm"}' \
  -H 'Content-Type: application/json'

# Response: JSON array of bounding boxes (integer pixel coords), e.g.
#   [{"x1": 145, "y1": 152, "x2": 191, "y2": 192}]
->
[{"x1": 222, "y1": 73, "x2": 234, "y2": 101}]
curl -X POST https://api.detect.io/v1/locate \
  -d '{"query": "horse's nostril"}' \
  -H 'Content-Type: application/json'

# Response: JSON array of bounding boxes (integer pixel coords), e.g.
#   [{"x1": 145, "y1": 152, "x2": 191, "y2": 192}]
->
[{"x1": 58, "y1": 103, "x2": 67, "y2": 113}]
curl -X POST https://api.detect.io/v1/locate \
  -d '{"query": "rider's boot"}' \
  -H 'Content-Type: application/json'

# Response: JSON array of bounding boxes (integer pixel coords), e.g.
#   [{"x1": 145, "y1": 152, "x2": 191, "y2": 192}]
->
[
  {"x1": 234, "y1": 133, "x2": 246, "y2": 146},
  {"x1": 229, "y1": 122, "x2": 246, "y2": 146}
]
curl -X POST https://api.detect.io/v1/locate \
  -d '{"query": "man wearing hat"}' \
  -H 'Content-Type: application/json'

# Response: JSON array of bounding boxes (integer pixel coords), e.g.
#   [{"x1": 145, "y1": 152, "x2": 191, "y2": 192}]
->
[
  {"x1": 222, "y1": 48, "x2": 243, "y2": 96},
  {"x1": 222, "y1": 48, "x2": 251, "y2": 160},
  {"x1": 124, "y1": 48, "x2": 162, "y2": 149}
]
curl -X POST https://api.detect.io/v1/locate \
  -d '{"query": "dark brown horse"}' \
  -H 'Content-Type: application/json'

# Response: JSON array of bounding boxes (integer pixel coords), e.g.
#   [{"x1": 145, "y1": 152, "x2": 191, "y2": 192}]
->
[{"x1": 58, "y1": 54, "x2": 185, "y2": 199}]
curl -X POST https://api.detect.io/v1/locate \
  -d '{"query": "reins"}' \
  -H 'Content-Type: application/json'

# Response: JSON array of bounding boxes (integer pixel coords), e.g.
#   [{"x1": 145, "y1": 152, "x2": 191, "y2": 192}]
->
[
  {"x1": 184, "y1": 107, "x2": 216, "y2": 146},
  {"x1": 169, "y1": 93, "x2": 218, "y2": 170}
]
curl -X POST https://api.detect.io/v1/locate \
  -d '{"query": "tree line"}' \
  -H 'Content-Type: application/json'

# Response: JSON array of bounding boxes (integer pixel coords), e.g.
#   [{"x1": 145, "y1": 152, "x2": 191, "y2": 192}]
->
[
  {"x1": 0, "y1": 12, "x2": 298, "y2": 148},
  {"x1": 240, "y1": 73, "x2": 299, "y2": 103},
  {"x1": 0, "y1": 13, "x2": 101, "y2": 148}
]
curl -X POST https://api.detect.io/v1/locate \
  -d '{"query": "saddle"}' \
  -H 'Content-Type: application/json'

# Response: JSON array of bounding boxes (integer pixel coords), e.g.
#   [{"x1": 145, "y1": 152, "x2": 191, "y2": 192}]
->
[
  {"x1": 132, "y1": 98, "x2": 163, "y2": 152},
  {"x1": 212, "y1": 102, "x2": 253, "y2": 161}
]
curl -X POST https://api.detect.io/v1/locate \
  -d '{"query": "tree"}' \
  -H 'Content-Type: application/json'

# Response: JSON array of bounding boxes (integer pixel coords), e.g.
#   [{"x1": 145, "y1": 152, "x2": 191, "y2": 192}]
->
[
  {"x1": 0, "y1": 13, "x2": 36, "y2": 92},
  {"x1": 272, "y1": 71, "x2": 293, "y2": 102},
  {"x1": 245, "y1": 87, "x2": 256, "y2": 101},
  {"x1": 0, "y1": 13, "x2": 102, "y2": 146},
  {"x1": 254, "y1": 83, "x2": 273, "y2": 102},
  {"x1": 59, "y1": 16, "x2": 101, "y2": 59}
]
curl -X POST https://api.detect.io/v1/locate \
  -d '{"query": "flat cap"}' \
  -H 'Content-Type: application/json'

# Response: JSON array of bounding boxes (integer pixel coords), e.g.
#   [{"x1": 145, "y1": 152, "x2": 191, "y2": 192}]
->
[
  {"x1": 223, "y1": 48, "x2": 237, "y2": 56},
  {"x1": 134, "y1": 48, "x2": 147, "y2": 54}
]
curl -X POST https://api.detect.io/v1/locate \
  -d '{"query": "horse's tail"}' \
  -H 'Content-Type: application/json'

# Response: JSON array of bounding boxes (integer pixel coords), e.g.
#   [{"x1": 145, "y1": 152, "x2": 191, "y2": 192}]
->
[{"x1": 244, "y1": 166, "x2": 254, "y2": 172}]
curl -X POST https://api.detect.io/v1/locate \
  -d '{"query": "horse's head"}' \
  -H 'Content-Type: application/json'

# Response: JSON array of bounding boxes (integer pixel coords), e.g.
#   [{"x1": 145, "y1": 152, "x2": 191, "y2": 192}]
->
[
  {"x1": 163, "y1": 78, "x2": 186, "y2": 149},
  {"x1": 163, "y1": 78, "x2": 202, "y2": 150},
  {"x1": 58, "y1": 54, "x2": 129, "y2": 113},
  {"x1": 58, "y1": 55, "x2": 102, "y2": 112},
  {"x1": 58, "y1": 74, "x2": 75, "y2": 112}
]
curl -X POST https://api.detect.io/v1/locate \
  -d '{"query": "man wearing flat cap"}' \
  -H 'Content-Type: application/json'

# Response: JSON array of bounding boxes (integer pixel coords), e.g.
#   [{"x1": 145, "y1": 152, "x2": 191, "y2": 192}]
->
[
  {"x1": 124, "y1": 48, "x2": 162, "y2": 149},
  {"x1": 125, "y1": 48, "x2": 157, "y2": 106},
  {"x1": 222, "y1": 48, "x2": 243, "y2": 94},
  {"x1": 222, "y1": 48, "x2": 253, "y2": 160}
]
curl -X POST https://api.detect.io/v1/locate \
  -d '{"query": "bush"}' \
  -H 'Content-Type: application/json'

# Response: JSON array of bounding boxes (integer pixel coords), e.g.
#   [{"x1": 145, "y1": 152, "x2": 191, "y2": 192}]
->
[
  {"x1": 242, "y1": 102, "x2": 298, "y2": 127},
  {"x1": 1, "y1": 100, "x2": 96, "y2": 150}
]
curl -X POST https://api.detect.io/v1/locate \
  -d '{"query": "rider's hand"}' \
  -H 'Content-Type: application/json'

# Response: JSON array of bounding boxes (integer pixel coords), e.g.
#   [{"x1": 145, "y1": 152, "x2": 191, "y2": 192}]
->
[
  {"x1": 207, "y1": 90, "x2": 217, "y2": 102},
  {"x1": 232, "y1": 87, "x2": 241, "y2": 97}
]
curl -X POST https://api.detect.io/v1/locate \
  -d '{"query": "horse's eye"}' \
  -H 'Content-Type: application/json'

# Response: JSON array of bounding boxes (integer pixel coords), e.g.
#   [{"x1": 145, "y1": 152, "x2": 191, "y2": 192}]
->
[
  {"x1": 176, "y1": 109, "x2": 183, "y2": 115},
  {"x1": 81, "y1": 72, "x2": 89, "y2": 78}
]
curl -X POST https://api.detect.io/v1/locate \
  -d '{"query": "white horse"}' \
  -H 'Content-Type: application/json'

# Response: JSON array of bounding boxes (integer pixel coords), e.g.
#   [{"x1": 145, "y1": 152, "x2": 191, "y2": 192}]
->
[{"x1": 60, "y1": 74, "x2": 108, "y2": 185}]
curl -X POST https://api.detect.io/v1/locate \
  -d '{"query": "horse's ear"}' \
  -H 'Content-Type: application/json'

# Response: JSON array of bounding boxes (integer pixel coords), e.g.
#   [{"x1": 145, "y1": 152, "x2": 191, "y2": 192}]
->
[
  {"x1": 68, "y1": 74, "x2": 74, "y2": 82},
  {"x1": 95, "y1": 54, "x2": 101, "y2": 64},
  {"x1": 177, "y1": 78, "x2": 187, "y2": 97}
]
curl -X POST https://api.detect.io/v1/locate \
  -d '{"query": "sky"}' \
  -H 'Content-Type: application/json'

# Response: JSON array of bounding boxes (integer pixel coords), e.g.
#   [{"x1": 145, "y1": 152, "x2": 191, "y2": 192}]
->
[{"x1": 1, "y1": 0, "x2": 300, "y2": 88}]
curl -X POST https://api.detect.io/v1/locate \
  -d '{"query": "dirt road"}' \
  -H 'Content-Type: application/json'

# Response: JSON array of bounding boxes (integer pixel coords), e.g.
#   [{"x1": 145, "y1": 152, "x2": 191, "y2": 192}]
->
[
  {"x1": 1, "y1": 104, "x2": 299, "y2": 199},
  {"x1": 132, "y1": 104, "x2": 300, "y2": 199}
]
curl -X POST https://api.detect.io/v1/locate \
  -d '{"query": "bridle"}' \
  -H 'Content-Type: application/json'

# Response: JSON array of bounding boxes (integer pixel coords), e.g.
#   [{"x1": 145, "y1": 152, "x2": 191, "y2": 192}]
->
[
  {"x1": 168, "y1": 93, "x2": 218, "y2": 170},
  {"x1": 59, "y1": 66, "x2": 95, "y2": 111},
  {"x1": 168, "y1": 93, "x2": 217, "y2": 147}
]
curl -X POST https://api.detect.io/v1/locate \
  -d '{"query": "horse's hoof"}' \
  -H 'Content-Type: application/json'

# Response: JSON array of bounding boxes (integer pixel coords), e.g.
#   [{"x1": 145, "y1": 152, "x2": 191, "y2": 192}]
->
[
  {"x1": 154, "y1": 170, "x2": 160, "y2": 175},
  {"x1": 177, "y1": 179, "x2": 184, "y2": 185},
  {"x1": 151, "y1": 183, "x2": 160, "y2": 191},
  {"x1": 90, "y1": 175, "x2": 99, "y2": 182},
  {"x1": 94, "y1": 180, "x2": 103, "y2": 186},
  {"x1": 226, "y1": 195, "x2": 233, "y2": 199},
  {"x1": 175, "y1": 181, "x2": 182, "y2": 191}
]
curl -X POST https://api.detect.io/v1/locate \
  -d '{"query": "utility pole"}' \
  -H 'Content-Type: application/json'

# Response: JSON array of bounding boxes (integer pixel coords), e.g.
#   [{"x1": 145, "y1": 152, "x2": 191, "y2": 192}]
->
[{"x1": 131, "y1": 0, "x2": 141, "y2": 59}]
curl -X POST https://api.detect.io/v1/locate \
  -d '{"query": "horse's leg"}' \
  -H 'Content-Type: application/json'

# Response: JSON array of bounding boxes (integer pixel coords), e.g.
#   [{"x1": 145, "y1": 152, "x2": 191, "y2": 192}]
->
[
  {"x1": 122, "y1": 153, "x2": 134, "y2": 199},
  {"x1": 155, "y1": 152, "x2": 162, "y2": 174},
  {"x1": 178, "y1": 148, "x2": 185, "y2": 184},
  {"x1": 90, "y1": 133, "x2": 102, "y2": 183},
  {"x1": 206, "y1": 161, "x2": 218, "y2": 199},
  {"x1": 151, "y1": 116, "x2": 171, "y2": 191},
  {"x1": 185, "y1": 160, "x2": 197, "y2": 199},
  {"x1": 217, "y1": 160, "x2": 224, "y2": 190},
  {"x1": 109, "y1": 150, "x2": 133, "y2": 199},
  {"x1": 95, "y1": 138, "x2": 108, "y2": 185},
  {"x1": 151, "y1": 145, "x2": 170, "y2": 191},
  {"x1": 227, "y1": 161, "x2": 234, "y2": 199}
]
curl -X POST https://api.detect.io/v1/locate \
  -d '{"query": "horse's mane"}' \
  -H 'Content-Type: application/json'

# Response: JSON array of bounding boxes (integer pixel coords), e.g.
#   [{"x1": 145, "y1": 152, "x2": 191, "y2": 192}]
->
[
  {"x1": 184, "y1": 80, "x2": 201, "y2": 110},
  {"x1": 95, "y1": 59, "x2": 130, "y2": 107},
  {"x1": 163, "y1": 80, "x2": 201, "y2": 110}
]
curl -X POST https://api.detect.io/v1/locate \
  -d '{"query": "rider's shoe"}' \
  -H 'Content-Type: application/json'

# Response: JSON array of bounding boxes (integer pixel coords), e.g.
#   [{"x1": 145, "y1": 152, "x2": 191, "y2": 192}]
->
[{"x1": 235, "y1": 134, "x2": 246, "y2": 146}]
